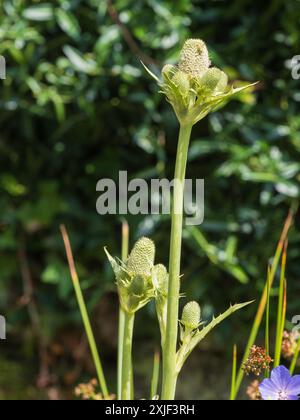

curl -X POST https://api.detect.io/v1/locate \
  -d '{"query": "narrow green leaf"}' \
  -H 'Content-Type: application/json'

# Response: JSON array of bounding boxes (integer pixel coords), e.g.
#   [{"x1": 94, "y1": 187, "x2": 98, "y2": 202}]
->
[{"x1": 274, "y1": 241, "x2": 288, "y2": 367}]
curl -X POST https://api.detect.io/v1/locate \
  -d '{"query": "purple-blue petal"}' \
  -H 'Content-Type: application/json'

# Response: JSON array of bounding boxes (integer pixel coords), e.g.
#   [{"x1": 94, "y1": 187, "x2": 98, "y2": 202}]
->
[
  {"x1": 270, "y1": 366, "x2": 291, "y2": 390},
  {"x1": 286, "y1": 375, "x2": 300, "y2": 397},
  {"x1": 259, "y1": 378, "x2": 279, "y2": 400}
]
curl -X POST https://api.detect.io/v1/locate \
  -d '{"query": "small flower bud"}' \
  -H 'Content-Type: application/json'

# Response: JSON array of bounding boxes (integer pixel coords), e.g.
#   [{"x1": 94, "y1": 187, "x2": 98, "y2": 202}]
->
[
  {"x1": 153, "y1": 264, "x2": 168, "y2": 293},
  {"x1": 199, "y1": 67, "x2": 228, "y2": 94},
  {"x1": 178, "y1": 39, "x2": 210, "y2": 77},
  {"x1": 162, "y1": 64, "x2": 176, "y2": 82},
  {"x1": 126, "y1": 237, "x2": 155, "y2": 276},
  {"x1": 128, "y1": 275, "x2": 146, "y2": 297},
  {"x1": 181, "y1": 301, "x2": 201, "y2": 330},
  {"x1": 172, "y1": 70, "x2": 191, "y2": 96}
]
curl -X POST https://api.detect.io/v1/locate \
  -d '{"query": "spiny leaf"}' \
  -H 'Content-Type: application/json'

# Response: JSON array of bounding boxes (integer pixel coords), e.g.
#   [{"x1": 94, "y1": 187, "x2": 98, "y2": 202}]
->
[
  {"x1": 141, "y1": 61, "x2": 160, "y2": 83},
  {"x1": 176, "y1": 301, "x2": 254, "y2": 372}
]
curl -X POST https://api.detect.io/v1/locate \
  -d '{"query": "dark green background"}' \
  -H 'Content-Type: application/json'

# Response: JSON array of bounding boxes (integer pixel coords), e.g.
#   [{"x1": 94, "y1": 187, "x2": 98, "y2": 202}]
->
[{"x1": 0, "y1": 0, "x2": 299, "y2": 400}]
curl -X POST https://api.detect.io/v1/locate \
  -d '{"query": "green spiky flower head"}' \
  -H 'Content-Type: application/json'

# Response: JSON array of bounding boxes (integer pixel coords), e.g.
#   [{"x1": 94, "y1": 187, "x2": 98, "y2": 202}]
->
[
  {"x1": 126, "y1": 237, "x2": 155, "y2": 276},
  {"x1": 181, "y1": 301, "x2": 201, "y2": 330},
  {"x1": 105, "y1": 237, "x2": 156, "y2": 313},
  {"x1": 144, "y1": 38, "x2": 256, "y2": 126}
]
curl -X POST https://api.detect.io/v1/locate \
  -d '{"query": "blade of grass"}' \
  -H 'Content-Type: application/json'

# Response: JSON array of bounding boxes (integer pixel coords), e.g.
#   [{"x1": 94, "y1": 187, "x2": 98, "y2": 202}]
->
[
  {"x1": 290, "y1": 337, "x2": 300, "y2": 375},
  {"x1": 234, "y1": 211, "x2": 294, "y2": 398},
  {"x1": 60, "y1": 225, "x2": 109, "y2": 399},
  {"x1": 230, "y1": 345, "x2": 237, "y2": 401},
  {"x1": 265, "y1": 266, "x2": 271, "y2": 378},
  {"x1": 276, "y1": 280, "x2": 287, "y2": 368},
  {"x1": 150, "y1": 351, "x2": 161, "y2": 400},
  {"x1": 274, "y1": 241, "x2": 288, "y2": 367},
  {"x1": 117, "y1": 220, "x2": 129, "y2": 400}
]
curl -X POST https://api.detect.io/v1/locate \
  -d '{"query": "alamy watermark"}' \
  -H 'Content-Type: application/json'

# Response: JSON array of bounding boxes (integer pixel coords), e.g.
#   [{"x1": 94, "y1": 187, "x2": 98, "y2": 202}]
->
[
  {"x1": 0, "y1": 315, "x2": 6, "y2": 340},
  {"x1": 0, "y1": 55, "x2": 6, "y2": 80},
  {"x1": 96, "y1": 171, "x2": 204, "y2": 226},
  {"x1": 291, "y1": 55, "x2": 300, "y2": 80},
  {"x1": 292, "y1": 315, "x2": 300, "y2": 337}
]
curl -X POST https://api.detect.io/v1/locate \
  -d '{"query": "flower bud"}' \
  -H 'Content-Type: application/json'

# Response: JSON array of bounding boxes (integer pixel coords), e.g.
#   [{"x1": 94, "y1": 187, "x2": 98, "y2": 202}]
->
[
  {"x1": 172, "y1": 70, "x2": 191, "y2": 96},
  {"x1": 128, "y1": 275, "x2": 146, "y2": 297},
  {"x1": 153, "y1": 264, "x2": 168, "y2": 294},
  {"x1": 162, "y1": 64, "x2": 176, "y2": 82},
  {"x1": 181, "y1": 301, "x2": 201, "y2": 330},
  {"x1": 200, "y1": 67, "x2": 228, "y2": 94},
  {"x1": 178, "y1": 39, "x2": 210, "y2": 77},
  {"x1": 126, "y1": 237, "x2": 155, "y2": 276}
]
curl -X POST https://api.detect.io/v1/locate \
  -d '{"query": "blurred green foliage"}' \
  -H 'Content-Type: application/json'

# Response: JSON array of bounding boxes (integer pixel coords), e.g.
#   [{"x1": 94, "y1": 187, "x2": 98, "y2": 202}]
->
[{"x1": 1, "y1": 0, "x2": 300, "y2": 396}]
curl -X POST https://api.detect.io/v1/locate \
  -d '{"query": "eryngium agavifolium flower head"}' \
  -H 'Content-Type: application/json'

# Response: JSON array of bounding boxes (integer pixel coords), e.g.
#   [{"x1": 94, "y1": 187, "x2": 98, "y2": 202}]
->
[
  {"x1": 178, "y1": 39, "x2": 211, "y2": 77},
  {"x1": 181, "y1": 301, "x2": 201, "y2": 330},
  {"x1": 105, "y1": 237, "x2": 157, "y2": 313},
  {"x1": 144, "y1": 38, "x2": 256, "y2": 126},
  {"x1": 126, "y1": 237, "x2": 155, "y2": 276},
  {"x1": 152, "y1": 264, "x2": 169, "y2": 296}
]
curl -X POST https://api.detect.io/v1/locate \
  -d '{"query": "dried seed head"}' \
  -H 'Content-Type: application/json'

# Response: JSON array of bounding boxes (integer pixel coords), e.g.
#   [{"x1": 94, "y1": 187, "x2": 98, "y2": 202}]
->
[
  {"x1": 242, "y1": 346, "x2": 273, "y2": 376},
  {"x1": 200, "y1": 67, "x2": 228, "y2": 94},
  {"x1": 126, "y1": 237, "x2": 155, "y2": 276},
  {"x1": 181, "y1": 301, "x2": 201, "y2": 330},
  {"x1": 178, "y1": 39, "x2": 210, "y2": 77}
]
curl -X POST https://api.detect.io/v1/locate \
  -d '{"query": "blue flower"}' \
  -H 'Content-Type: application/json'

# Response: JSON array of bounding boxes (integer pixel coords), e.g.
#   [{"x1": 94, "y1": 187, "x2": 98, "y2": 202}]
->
[{"x1": 259, "y1": 366, "x2": 300, "y2": 400}]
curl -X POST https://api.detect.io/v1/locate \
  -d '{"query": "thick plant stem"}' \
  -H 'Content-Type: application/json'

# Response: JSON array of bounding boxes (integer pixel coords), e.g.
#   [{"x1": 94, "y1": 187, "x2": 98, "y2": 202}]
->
[
  {"x1": 117, "y1": 221, "x2": 129, "y2": 400},
  {"x1": 162, "y1": 124, "x2": 193, "y2": 400},
  {"x1": 122, "y1": 311, "x2": 135, "y2": 400}
]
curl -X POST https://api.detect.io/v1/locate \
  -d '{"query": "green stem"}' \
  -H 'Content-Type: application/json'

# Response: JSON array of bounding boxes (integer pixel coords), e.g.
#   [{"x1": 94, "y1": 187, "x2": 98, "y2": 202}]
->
[
  {"x1": 60, "y1": 225, "x2": 109, "y2": 399},
  {"x1": 290, "y1": 337, "x2": 300, "y2": 375},
  {"x1": 118, "y1": 221, "x2": 129, "y2": 400},
  {"x1": 162, "y1": 124, "x2": 193, "y2": 400},
  {"x1": 274, "y1": 242, "x2": 287, "y2": 368},
  {"x1": 150, "y1": 351, "x2": 161, "y2": 400},
  {"x1": 122, "y1": 311, "x2": 135, "y2": 400},
  {"x1": 230, "y1": 345, "x2": 237, "y2": 401},
  {"x1": 265, "y1": 268, "x2": 271, "y2": 378},
  {"x1": 118, "y1": 309, "x2": 125, "y2": 399}
]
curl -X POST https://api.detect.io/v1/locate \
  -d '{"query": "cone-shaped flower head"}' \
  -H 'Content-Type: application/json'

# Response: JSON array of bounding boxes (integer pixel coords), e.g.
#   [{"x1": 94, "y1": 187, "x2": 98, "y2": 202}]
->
[
  {"x1": 178, "y1": 39, "x2": 210, "y2": 77},
  {"x1": 181, "y1": 301, "x2": 201, "y2": 330},
  {"x1": 105, "y1": 237, "x2": 156, "y2": 314},
  {"x1": 127, "y1": 237, "x2": 155, "y2": 276}
]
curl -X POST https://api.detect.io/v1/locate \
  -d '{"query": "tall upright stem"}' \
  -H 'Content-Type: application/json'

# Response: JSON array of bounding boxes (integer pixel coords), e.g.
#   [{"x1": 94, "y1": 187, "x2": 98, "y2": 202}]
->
[
  {"x1": 122, "y1": 311, "x2": 135, "y2": 400},
  {"x1": 162, "y1": 124, "x2": 193, "y2": 400},
  {"x1": 117, "y1": 221, "x2": 129, "y2": 400}
]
